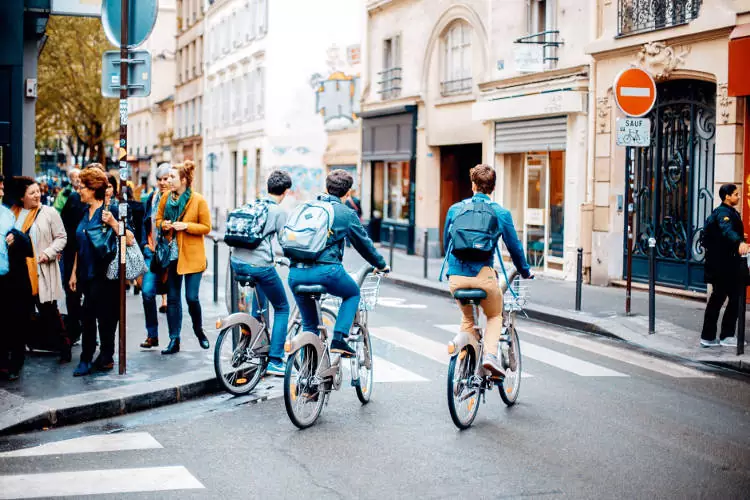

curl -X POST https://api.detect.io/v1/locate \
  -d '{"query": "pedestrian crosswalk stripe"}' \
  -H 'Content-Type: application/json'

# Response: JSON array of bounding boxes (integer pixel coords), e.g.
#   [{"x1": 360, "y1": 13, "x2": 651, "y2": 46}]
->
[
  {"x1": 519, "y1": 324, "x2": 714, "y2": 379},
  {"x1": 0, "y1": 466, "x2": 204, "y2": 499},
  {"x1": 373, "y1": 356, "x2": 429, "y2": 383},
  {"x1": 522, "y1": 342, "x2": 628, "y2": 377},
  {"x1": 0, "y1": 432, "x2": 162, "y2": 458}
]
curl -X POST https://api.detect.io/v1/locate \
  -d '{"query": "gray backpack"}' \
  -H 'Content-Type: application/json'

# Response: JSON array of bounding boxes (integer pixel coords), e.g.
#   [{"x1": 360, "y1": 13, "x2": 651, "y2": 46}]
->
[{"x1": 279, "y1": 201, "x2": 335, "y2": 261}]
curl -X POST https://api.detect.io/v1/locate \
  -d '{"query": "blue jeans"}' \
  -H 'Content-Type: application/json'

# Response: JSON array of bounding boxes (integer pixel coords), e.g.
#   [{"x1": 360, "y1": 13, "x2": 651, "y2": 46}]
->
[
  {"x1": 166, "y1": 262, "x2": 204, "y2": 341},
  {"x1": 231, "y1": 258, "x2": 290, "y2": 363},
  {"x1": 141, "y1": 250, "x2": 159, "y2": 339},
  {"x1": 288, "y1": 264, "x2": 359, "y2": 341}
]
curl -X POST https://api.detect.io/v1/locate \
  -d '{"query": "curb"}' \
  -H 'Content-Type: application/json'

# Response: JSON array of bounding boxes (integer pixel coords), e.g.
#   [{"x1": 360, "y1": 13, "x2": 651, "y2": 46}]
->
[
  {"x1": 0, "y1": 373, "x2": 221, "y2": 436},
  {"x1": 386, "y1": 274, "x2": 750, "y2": 377}
]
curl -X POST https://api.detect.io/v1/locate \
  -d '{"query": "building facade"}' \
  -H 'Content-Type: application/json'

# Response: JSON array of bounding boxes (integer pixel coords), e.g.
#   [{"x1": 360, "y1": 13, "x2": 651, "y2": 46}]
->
[
  {"x1": 127, "y1": 0, "x2": 177, "y2": 187},
  {"x1": 588, "y1": 0, "x2": 750, "y2": 292},
  {"x1": 173, "y1": 0, "x2": 205, "y2": 192},
  {"x1": 203, "y1": 0, "x2": 364, "y2": 226}
]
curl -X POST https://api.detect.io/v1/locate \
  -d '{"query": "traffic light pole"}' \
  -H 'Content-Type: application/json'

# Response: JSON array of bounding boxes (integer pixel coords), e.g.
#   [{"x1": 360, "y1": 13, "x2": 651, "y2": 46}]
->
[{"x1": 118, "y1": 0, "x2": 129, "y2": 375}]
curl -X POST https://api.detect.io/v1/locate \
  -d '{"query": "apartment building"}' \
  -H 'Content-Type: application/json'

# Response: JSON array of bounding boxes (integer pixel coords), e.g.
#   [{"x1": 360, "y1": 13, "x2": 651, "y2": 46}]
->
[
  {"x1": 127, "y1": 0, "x2": 177, "y2": 188},
  {"x1": 173, "y1": 0, "x2": 205, "y2": 192},
  {"x1": 588, "y1": 0, "x2": 750, "y2": 292},
  {"x1": 203, "y1": 0, "x2": 364, "y2": 224}
]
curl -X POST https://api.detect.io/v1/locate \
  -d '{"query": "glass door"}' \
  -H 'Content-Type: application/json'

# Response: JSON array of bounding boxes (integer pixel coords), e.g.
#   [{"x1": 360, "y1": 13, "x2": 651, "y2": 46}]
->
[{"x1": 523, "y1": 154, "x2": 548, "y2": 269}]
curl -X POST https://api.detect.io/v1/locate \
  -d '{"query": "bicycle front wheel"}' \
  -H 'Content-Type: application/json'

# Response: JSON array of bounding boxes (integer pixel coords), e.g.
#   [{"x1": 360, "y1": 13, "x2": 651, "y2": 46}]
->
[
  {"x1": 354, "y1": 327, "x2": 374, "y2": 404},
  {"x1": 214, "y1": 326, "x2": 267, "y2": 395},
  {"x1": 447, "y1": 347, "x2": 480, "y2": 430},
  {"x1": 284, "y1": 344, "x2": 325, "y2": 429},
  {"x1": 499, "y1": 326, "x2": 521, "y2": 406}
]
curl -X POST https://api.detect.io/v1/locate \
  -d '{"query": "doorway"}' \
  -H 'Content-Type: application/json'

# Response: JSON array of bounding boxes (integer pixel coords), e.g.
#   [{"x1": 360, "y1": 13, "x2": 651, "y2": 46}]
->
[
  {"x1": 523, "y1": 151, "x2": 565, "y2": 272},
  {"x1": 439, "y1": 143, "x2": 483, "y2": 251}
]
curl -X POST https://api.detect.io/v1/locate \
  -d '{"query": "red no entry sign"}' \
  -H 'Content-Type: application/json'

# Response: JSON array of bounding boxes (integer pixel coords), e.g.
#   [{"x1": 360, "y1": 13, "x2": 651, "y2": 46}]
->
[{"x1": 613, "y1": 67, "x2": 657, "y2": 117}]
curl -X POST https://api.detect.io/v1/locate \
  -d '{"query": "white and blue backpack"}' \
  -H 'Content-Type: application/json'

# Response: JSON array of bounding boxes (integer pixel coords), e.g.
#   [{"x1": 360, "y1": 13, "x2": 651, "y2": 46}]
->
[
  {"x1": 224, "y1": 200, "x2": 270, "y2": 250},
  {"x1": 279, "y1": 201, "x2": 335, "y2": 261}
]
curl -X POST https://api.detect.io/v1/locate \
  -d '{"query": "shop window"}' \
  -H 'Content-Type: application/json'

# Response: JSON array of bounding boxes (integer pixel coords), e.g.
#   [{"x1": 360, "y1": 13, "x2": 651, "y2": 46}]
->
[{"x1": 373, "y1": 161, "x2": 410, "y2": 222}]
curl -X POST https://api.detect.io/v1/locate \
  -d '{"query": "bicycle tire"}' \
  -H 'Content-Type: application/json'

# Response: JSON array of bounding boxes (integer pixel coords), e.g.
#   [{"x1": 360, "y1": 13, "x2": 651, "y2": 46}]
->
[
  {"x1": 214, "y1": 326, "x2": 267, "y2": 395},
  {"x1": 354, "y1": 327, "x2": 374, "y2": 404},
  {"x1": 447, "y1": 347, "x2": 480, "y2": 429},
  {"x1": 499, "y1": 326, "x2": 521, "y2": 406},
  {"x1": 284, "y1": 344, "x2": 325, "y2": 429}
]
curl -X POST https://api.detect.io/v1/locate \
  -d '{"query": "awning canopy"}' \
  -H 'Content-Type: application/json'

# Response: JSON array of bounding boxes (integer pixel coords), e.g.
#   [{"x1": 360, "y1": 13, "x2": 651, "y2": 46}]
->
[{"x1": 728, "y1": 24, "x2": 750, "y2": 97}]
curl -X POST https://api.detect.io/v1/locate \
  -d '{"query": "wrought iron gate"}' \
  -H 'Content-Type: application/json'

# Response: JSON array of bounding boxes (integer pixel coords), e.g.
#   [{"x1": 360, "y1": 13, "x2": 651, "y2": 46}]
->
[{"x1": 623, "y1": 80, "x2": 716, "y2": 291}]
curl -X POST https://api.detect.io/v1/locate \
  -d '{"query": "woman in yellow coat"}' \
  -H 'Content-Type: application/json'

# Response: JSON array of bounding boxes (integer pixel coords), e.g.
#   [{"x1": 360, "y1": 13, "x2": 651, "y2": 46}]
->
[{"x1": 156, "y1": 161, "x2": 212, "y2": 354}]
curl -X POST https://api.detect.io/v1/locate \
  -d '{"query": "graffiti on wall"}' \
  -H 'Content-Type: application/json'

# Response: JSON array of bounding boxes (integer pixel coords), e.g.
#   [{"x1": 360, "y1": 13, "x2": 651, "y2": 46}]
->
[{"x1": 311, "y1": 45, "x2": 361, "y2": 132}]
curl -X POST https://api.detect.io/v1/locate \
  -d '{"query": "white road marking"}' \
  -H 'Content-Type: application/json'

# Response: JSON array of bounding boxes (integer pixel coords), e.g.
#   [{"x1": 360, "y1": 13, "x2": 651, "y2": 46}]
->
[
  {"x1": 522, "y1": 342, "x2": 628, "y2": 377},
  {"x1": 0, "y1": 466, "x2": 204, "y2": 499},
  {"x1": 377, "y1": 297, "x2": 428, "y2": 309},
  {"x1": 371, "y1": 326, "x2": 450, "y2": 365},
  {"x1": 620, "y1": 86, "x2": 651, "y2": 97},
  {"x1": 0, "y1": 432, "x2": 162, "y2": 458},
  {"x1": 373, "y1": 356, "x2": 428, "y2": 383},
  {"x1": 520, "y1": 324, "x2": 713, "y2": 379}
]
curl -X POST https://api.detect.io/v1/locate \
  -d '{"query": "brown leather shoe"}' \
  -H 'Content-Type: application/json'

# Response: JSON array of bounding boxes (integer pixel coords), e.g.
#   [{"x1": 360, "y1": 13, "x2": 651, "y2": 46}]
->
[{"x1": 140, "y1": 338, "x2": 159, "y2": 348}]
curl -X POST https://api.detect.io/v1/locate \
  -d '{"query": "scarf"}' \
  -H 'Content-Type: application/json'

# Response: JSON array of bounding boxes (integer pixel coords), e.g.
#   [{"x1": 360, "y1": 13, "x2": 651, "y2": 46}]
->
[
  {"x1": 164, "y1": 188, "x2": 191, "y2": 224},
  {"x1": 11, "y1": 206, "x2": 40, "y2": 296}
]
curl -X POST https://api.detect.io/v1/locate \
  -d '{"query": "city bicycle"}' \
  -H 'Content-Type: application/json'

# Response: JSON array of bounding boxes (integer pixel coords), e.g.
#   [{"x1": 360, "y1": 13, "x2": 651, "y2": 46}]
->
[
  {"x1": 282, "y1": 265, "x2": 385, "y2": 429},
  {"x1": 213, "y1": 259, "x2": 337, "y2": 396},
  {"x1": 446, "y1": 267, "x2": 527, "y2": 429}
]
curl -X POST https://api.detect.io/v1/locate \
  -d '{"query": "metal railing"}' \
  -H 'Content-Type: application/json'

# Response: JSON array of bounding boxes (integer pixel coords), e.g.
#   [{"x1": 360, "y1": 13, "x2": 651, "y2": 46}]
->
[
  {"x1": 440, "y1": 77, "x2": 472, "y2": 97},
  {"x1": 377, "y1": 67, "x2": 402, "y2": 100},
  {"x1": 618, "y1": 0, "x2": 702, "y2": 36}
]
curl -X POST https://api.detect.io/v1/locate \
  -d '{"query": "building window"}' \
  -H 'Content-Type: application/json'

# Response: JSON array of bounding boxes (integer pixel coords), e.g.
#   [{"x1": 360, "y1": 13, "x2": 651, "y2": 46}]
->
[
  {"x1": 373, "y1": 161, "x2": 410, "y2": 223},
  {"x1": 233, "y1": 78, "x2": 241, "y2": 123},
  {"x1": 528, "y1": 0, "x2": 547, "y2": 35},
  {"x1": 441, "y1": 21, "x2": 472, "y2": 96},
  {"x1": 618, "y1": 0, "x2": 701, "y2": 36},
  {"x1": 258, "y1": 0, "x2": 268, "y2": 36},
  {"x1": 223, "y1": 81, "x2": 230, "y2": 126},
  {"x1": 379, "y1": 36, "x2": 401, "y2": 100},
  {"x1": 255, "y1": 67, "x2": 265, "y2": 118},
  {"x1": 197, "y1": 96, "x2": 202, "y2": 133},
  {"x1": 244, "y1": 72, "x2": 254, "y2": 118}
]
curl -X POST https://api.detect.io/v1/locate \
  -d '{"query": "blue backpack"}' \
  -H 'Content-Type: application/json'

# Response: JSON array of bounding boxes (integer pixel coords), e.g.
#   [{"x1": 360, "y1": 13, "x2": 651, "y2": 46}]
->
[
  {"x1": 448, "y1": 201, "x2": 501, "y2": 262},
  {"x1": 224, "y1": 200, "x2": 270, "y2": 250}
]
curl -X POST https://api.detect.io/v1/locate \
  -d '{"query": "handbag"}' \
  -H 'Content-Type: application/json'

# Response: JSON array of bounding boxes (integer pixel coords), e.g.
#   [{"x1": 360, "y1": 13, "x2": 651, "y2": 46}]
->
[
  {"x1": 107, "y1": 240, "x2": 148, "y2": 280},
  {"x1": 150, "y1": 233, "x2": 173, "y2": 274},
  {"x1": 85, "y1": 224, "x2": 117, "y2": 266}
]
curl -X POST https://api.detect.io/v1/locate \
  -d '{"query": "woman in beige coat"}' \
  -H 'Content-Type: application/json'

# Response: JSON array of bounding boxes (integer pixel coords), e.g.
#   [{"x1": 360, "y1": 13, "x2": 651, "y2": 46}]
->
[{"x1": 9, "y1": 177, "x2": 70, "y2": 363}]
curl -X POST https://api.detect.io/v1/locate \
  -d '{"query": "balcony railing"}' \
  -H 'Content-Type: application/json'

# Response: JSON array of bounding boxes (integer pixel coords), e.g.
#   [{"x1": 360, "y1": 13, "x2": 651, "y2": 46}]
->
[
  {"x1": 440, "y1": 77, "x2": 472, "y2": 97},
  {"x1": 618, "y1": 0, "x2": 702, "y2": 36},
  {"x1": 378, "y1": 67, "x2": 402, "y2": 100}
]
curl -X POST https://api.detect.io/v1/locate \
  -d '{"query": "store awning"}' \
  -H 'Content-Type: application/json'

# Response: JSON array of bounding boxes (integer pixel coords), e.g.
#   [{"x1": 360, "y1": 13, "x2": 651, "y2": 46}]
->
[{"x1": 728, "y1": 23, "x2": 750, "y2": 97}]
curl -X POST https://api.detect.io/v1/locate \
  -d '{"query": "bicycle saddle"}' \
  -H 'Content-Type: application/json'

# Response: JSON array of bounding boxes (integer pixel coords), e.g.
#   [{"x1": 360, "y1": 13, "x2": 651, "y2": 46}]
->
[
  {"x1": 452, "y1": 289, "x2": 487, "y2": 302},
  {"x1": 293, "y1": 284, "x2": 327, "y2": 295},
  {"x1": 235, "y1": 275, "x2": 257, "y2": 288}
]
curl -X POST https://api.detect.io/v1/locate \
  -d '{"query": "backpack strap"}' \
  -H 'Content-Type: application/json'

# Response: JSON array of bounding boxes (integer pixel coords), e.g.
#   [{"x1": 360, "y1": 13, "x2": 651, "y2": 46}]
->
[{"x1": 496, "y1": 245, "x2": 517, "y2": 299}]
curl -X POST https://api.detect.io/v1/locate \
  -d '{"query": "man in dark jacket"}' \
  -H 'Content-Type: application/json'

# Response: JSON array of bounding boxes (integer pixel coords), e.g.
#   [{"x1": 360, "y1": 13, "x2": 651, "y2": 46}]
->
[
  {"x1": 287, "y1": 170, "x2": 389, "y2": 357},
  {"x1": 701, "y1": 183, "x2": 749, "y2": 348}
]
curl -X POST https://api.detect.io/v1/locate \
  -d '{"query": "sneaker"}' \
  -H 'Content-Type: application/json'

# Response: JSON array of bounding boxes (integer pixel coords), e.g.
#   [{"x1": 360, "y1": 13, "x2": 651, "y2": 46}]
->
[
  {"x1": 330, "y1": 339, "x2": 356, "y2": 358},
  {"x1": 266, "y1": 359, "x2": 286, "y2": 376},
  {"x1": 482, "y1": 354, "x2": 506, "y2": 379},
  {"x1": 719, "y1": 337, "x2": 738, "y2": 347},
  {"x1": 700, "y1": 339, "x2": 720, "y2": 348},
  {"x1": 73, "y1": 361, "x2": 92, "y2": 377}
]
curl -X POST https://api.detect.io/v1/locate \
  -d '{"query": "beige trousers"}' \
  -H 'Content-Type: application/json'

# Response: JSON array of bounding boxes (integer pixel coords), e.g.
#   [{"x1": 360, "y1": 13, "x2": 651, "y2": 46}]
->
[{"x1": 448, "y1": 266, "x2": 504, "y2": 355}]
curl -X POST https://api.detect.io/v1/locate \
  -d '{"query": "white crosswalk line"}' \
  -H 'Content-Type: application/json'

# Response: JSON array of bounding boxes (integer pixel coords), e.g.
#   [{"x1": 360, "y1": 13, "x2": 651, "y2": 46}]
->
[
  {"x1": 0, "y1": 432, "x2": 162, "y2": 458},
  {"x1": 373, "y1": 356, "x2": 429, "y2": 383},
  {"x1": 520, "y1": 324, "x2": 713, "y2": 379},
  {"x1": 0, "y1": 466, "x2": 204, "y2": 499},
  {"x1": 522, "y1": 342, "x2": 628, "y2": 377}
]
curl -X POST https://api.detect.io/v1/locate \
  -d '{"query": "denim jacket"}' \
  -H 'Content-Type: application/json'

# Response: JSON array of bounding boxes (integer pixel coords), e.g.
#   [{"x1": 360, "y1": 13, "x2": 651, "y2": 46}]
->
[
  {"x1": 294, "y1": 194, "x2": 386, "y2": 269},
  {"x1": 442, "y1": 193, "x2": 531, "y2": 279}
]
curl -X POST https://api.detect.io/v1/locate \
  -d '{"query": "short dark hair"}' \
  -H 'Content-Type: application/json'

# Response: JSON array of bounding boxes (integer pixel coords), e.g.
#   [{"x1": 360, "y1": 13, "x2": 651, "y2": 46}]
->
[
  {"x1": 12, "y1": 176, "x2": 38, "y2": 207},
  {"x1": 720, "y1": 183, "x2": 738, "y2": 202},
  {"x1": 326, "y1": 169, "x2": 354, "y2": 198},
  {"x1": 470, "y1": 164, "x2": 496, "y2": 194},
  {"x1": 267, "y1": 170, "x2": 292, "y2": 196}
]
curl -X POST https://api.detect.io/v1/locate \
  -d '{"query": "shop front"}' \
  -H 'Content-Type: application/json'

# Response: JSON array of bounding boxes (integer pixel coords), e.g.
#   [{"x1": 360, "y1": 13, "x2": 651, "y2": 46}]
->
[{"x1": 360, "y1": 105, "x2": 418, "y2": 254}]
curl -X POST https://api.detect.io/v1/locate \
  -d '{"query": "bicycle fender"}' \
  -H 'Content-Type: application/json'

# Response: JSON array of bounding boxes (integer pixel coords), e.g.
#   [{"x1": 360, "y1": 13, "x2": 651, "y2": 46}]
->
[
  {"x1": 215, "y1": 313, "x2": 263, "y2": 337},
  {"x1": 285, "y1": 331, "x2": 325, "y2": 361},
  {"x1": 447, "y1": 331, "x2": 479, "y2": 358}
]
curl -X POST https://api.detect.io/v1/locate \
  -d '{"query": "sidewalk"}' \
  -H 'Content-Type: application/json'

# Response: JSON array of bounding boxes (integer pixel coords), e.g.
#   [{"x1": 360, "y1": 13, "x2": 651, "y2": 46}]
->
[
  {"x1": 0, "y1": 239, "x2": 278, "y2": 436},
  {"x1": 343, "y1": 246, "x2": 750, "y2": 375}
]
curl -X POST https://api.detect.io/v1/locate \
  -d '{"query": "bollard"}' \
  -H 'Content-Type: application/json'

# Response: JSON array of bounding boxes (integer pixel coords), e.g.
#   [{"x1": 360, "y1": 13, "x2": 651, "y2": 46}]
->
[
  {"x1": 575, "y1": 248, "x2": 583, "y2": 311},
  {"x1": 648, "y1": 237, "x2": 656, "y2": 334},
  {"x1": 213, "y1": 237, "x2": 219, "y2": 304},
  {"x1": 738, "y1": 286, "x2": 746, "y2": 356},
  {"x1": 423, "y1": 229, "x2": 429, "y2": 279},
  {"x1": 389, "y1": 226, "x2": 395, "y2": 270}
]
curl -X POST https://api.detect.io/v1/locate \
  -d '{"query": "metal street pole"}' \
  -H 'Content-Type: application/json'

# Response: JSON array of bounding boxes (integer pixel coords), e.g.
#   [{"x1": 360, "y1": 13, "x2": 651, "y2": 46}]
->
[
  {"x1": 648, "y1": 236, "x2": 656, "y2": 334},
  {"x1": 118, "y1": 0, "x2": 129, "y2": 375},
  {"x1": 626, "y1": 149, "x2": 635, "y2": 316}
]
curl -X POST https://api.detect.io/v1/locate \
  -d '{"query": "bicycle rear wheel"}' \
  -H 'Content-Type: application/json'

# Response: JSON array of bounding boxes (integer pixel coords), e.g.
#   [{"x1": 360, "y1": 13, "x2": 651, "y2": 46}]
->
[
  {"x1": 499, "y1": 326, "x2": 521, "y2": 406},
  {"x1": 284, "y1": 345, "x2": 325, "y2": 429},
  {"x1": 354, "y1": 328, "x2": 373, "y2": 404},
  {"x1": 214, "y1": 326, "x2": 267, "y2": 395},
  {"x1": 447, "y1": 347, "x2": 480, "y2": 429}
]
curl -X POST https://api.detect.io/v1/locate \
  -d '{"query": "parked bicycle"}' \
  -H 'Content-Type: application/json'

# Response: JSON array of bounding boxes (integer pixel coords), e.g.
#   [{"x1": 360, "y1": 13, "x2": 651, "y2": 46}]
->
[
  {"x1": 214, "y1": 258, "x2": 337, "y2": 396},
  {"x1": 446, "y1": 266, "x2": 526, "y2": 429},
  {"x1": 282, "y1": 264, "x2": 385, "y2": 429}
]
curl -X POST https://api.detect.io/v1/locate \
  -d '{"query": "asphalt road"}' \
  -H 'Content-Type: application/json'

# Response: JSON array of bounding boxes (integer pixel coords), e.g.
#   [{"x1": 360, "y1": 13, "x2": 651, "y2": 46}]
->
[{"x1": 1, "y1": 282, "x2": 749, "y2": 499}]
